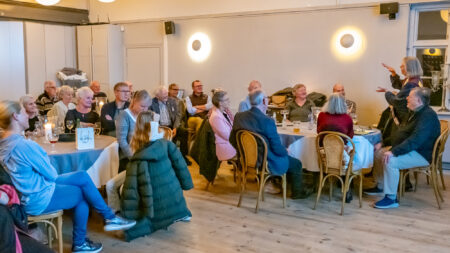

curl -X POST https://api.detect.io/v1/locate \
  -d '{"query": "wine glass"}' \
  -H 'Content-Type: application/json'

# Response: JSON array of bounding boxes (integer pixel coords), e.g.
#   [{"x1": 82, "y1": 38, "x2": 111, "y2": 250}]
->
[
  {"x1": 48, "y1": 132, "x2": 59, "y2": 153},
  {"x1": 66, "y1": 120, "x2": 74, "y2": 133},
  {"x1": 351, "y1": 113, "x2": 359, "y2": 131}
]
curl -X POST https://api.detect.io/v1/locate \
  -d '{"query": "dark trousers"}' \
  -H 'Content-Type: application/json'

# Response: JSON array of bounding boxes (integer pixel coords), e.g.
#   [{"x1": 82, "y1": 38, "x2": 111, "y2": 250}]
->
[
  {"x1": 287, "y1": 156, "x2": 303, "y2": 197},
  {"x1": 174, "y1": 126, "x2": 189, "y2": 156}
]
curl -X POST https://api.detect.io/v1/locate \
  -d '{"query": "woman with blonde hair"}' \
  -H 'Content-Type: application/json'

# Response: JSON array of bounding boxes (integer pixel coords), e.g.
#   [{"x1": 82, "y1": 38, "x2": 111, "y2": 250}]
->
[
  {"x1": 64, "y1": 86, "x2": 99, "y2": 132},
  {"x1": 47, "y1": 85, "x2": 75, "y2": 128},
  {"x1": 0, "y1": 101, "x2": 135, "y2": 253},
  {"x1": 120, "y1": 111, "x2": 193, "y2": 241},
  {"x1": 286, "y1": 84, "x2": 315, "y2": 122},
  {"x1": 19, "y1": 95, "x2": 39, "y2": 132}
]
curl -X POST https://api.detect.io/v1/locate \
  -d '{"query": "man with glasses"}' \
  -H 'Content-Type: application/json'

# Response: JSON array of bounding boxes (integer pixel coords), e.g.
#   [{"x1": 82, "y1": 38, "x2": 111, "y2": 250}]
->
[
  {"x1": 36, "y1": 80, "x2": 58, "y2": 115},
  {"x1": 185, "y1": 80, "x2": 212, "y2": 134},
  {"x1": 100, "y1": 82, "x2": 131, "y2": 136}
]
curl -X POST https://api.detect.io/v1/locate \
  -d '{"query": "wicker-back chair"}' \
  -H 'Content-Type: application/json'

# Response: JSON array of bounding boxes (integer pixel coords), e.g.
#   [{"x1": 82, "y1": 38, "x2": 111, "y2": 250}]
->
[
  {"x1": 159, "y1": 126, "x2": 173, "y2": 141},
  {"x1": 235, "y1": 130, "x2": 286, "y2": 213},
  {"x1": 314, "y1": 131, "x2": 362, "y2": 215},
  {"x1": 399, "y1": 127, "x2": 449, "y2": 209}
]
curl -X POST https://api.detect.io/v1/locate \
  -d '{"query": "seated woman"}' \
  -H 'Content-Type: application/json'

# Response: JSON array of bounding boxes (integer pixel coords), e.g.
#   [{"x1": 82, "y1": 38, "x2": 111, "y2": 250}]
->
[
  {"x1": 209, "y1": 90, "x2": 236, "y2": 161},
  {"x1": 286, "y1": 84, "x2": 315, "y2": 122},
  {"x1": 65, "y1": 86, "x2": 99, "y2": 132},
  {"x1": 47, "y1": 85, "x2": 75, "y2": 129},
  {"x1": 317, "y1": 93, "x2": 354, "y2": 138},
  {"x1": 106, "y1": 90, "x2": 156, "y2": 213},
  {"x1": 19, "y1": 95, "x2": 39, "y2": 133},
  {"x1": 0, "y1": 101, "x2": 136, "y2": 253},
  {"x1": 121, "y1": 111, "x2": 193, "y2": 242}
]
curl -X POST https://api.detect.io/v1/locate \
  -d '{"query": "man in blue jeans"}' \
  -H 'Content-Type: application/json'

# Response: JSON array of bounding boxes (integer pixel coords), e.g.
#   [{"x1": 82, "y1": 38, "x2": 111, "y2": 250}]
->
[{"x1": 365, "y1": 87, "x2": 440, "y2": 208}]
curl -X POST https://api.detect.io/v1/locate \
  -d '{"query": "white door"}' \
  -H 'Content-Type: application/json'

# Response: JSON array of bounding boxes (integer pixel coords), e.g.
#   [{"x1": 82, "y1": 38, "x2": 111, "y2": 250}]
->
[{"x1": 125, "y1": 47, "x2": 162, "y2": 94}]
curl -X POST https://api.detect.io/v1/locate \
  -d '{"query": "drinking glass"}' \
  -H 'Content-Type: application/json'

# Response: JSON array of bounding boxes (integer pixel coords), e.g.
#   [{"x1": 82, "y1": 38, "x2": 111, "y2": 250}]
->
[
  {"x1": 48, "y1": 132, "x2": 59, "y2": 153},
  {"x1": 66, "y1": 120, "x2": 74, "y2": 133},
  {"x1": 293, "y1": 121, "x2": 301, "y2": 134},
  {"x1": 94, "y1": 122, "x2": 101, "y2": 135}
]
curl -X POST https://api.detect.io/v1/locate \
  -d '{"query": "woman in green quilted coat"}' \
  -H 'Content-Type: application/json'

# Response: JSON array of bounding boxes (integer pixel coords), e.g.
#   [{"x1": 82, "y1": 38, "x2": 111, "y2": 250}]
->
[{"x1": 120, "y1": 111, "x2": 193, "y2": 241}]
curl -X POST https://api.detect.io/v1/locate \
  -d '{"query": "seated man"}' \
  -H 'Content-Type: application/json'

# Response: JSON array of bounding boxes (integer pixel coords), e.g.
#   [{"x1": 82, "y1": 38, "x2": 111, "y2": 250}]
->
[
  {"x1": 333, "y1": 83, "x2": 356, "y2": 114},
  {"x1": 238, "y1": 80, "x2": 262, "y2": 112},
  {"x1": 365, "y1": 87, "x2": 440, "y2": 209},
  {"x1": 169, "y1": 83, "x2": 191, "y2": 165},
  {"x1": 150, "y1": 86, "x2": 181, "y2": 131},
  {"x1": 100, "y1": 82, "x2": 130, "y2": 136},
  {"x1": 185, "y1": 80, "x2": 212, "y2": 133},
  {"x1": 229, "y1": 90, "x2": 310, "y2": 199},
  {"x1": 90, "y1": 80, "x2": 108, "y2": 111},
  {"x1": 36, "y1": 80, "x2": 58, "y2": 116}
]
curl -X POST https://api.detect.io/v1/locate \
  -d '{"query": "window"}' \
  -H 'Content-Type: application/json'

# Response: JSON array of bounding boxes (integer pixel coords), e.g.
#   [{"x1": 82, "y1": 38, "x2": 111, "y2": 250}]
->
[{"x1": 408, "y1": 3, "x2": 450, "y2": 107}]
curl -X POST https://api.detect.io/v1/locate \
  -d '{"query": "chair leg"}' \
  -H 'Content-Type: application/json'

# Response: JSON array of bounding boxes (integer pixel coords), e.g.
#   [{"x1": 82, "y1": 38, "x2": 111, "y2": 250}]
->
[
  {"x1": 57, "y1": 215, "x2": 63, "y2": 253},
  {"x1": 329, "y1": 179, "x2": 333, "y2": 202},
  {"x1": 398, "y1": 171, "x2": 404, "y2": 202},
  {"x1": 237, "y1": 167, "x2": 246, "y2": 207},
  {"x1": 282, "y1": 174, "x2": 287, "y2": 208},
  {"x1": 413, "y1": 171, "x2": 418, "y2": 192},
  {"x1": 359, "y1": 174, "x2": 363, "y2": 208},
  {"x1": 341, "y1": 174, "x2": 350, "y2": 216},
  {"x1": 430, "y1": 170, "x2": 441, "y2": 209},
  {"x1": 439, "y1": 160, "x2": 446, "y2": 190},
  {"x1": 47, "y1": 222, "x2": 53, "y2": 249},
  {"x1": 255, "y1": 173, "x2": 266, "y2": 213},
  {"x1": 314, "y1": 172, "x2": 324, "y2": 210}
]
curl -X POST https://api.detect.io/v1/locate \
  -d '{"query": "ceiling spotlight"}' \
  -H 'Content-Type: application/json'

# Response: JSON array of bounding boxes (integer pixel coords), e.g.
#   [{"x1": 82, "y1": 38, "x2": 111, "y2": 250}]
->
[
  {"x1": 36, "y1": 0, "x2": 60, "y2": 6},
  {"x1": 98, "y1": 0, "x2": 115, "y2": 2}
]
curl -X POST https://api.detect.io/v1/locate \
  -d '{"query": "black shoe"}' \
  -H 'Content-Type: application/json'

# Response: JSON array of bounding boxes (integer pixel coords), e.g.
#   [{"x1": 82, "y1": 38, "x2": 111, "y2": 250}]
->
[
  {"x1": 292, "y1": 187, "x2": 314, "y2": 199},
  {"x1": 405, "y1": 182, "x2": 413, "y2": 192},
  {"x1": 364, "y1": 187, "x2": 384, "y2": 196},
  {"x1": 72, "y1": 238, "x2": 103, "y2": 253},
  {"x1": 345, "y1": 191, "x2": 353, "y2": 203}
]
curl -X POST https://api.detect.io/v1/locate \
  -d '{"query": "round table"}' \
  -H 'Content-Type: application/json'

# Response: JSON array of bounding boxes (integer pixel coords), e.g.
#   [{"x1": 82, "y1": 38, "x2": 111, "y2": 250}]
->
[
  {"x1": 277, "y1": 123, "x2": 381, "y2": 172},
  {"x1": 35, "y1": 135, "x2": 119, "y2": 187}
]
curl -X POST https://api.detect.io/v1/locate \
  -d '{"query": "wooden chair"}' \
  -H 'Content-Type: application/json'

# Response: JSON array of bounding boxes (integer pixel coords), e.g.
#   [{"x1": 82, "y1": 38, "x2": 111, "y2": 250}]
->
[
  {"x1": 314, "y1": 131, "x2": 362, "y2": 215},
  {"x1": 437, "y1": 120, "x2": 449, "y2": 190},
  {"x1": 235, "y1": 130, "x2": 286, "y2": 213},
  {"x1": 398, "y1": 127, "x2": 449, "y2": 209},
  {"x1": 159, "y1": 126, "x2": 173, "y2": 141},
  {"x1": 28, "y1": 210, "x2": 64, "y2": 253},
  {"x1": 270, "y1": 95, "x2": 287, "y2": 107}
]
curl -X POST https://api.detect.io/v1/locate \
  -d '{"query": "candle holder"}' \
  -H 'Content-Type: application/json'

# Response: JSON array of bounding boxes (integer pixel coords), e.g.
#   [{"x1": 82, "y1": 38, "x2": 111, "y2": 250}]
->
[{"x1": 438, "y1": 63, "x2": 450, "y2": 112}]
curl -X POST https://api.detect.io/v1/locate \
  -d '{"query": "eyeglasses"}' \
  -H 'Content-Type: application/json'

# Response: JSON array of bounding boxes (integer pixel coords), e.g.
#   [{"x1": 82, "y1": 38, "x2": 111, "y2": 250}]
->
[
  {"x1": 170, "y1": 88, "x2": 180, "y2": 91},
  {"x1": 194, "y1": 85, "x2": 203, "y2": 88},
  {"x1": 117, "y1": 90, "x2": 130, "y2": 93}
]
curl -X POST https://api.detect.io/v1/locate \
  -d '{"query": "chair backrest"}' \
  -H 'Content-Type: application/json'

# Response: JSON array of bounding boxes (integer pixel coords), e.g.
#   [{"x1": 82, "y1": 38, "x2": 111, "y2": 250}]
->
[
  {"x1": 440, "y1": 120, "x2": 448, "y2": 135},
  {"x1": 431, "y1": 127, "x2": 450, "y2": 168},
  {"x1": 315, "y1": 131, "x2": 355, "y2": 176},
  {"x1": 236, "y1": 130, "x2": 268, "y2": 175},
  {"x1": 271, "y1": 95, "x2": 287, "y2": 107},
  {"x1": 159, "y1": 126, "x2": 173, "y2": 141}
]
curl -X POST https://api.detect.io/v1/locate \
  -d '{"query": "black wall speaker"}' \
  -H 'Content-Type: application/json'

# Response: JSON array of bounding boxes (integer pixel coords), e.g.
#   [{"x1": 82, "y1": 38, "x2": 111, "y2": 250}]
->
[
  {"x1": 165, "y1": 21, "x2": 175, "y2": 35},
  {"x1": 380, "y1": 2, "x2": 399, "y2": 20}
]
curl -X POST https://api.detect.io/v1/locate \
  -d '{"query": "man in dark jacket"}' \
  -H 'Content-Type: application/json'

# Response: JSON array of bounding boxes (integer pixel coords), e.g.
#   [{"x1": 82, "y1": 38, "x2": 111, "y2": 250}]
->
[
  {"x1": 230, "y1": 90, "x2": 308, "y2": 199},
  {"x1": 36, "y1": 80, "x2": 58, "y2": 115},
  {"x1": 368, "y1": 87, "x2": 440, "y2": 209},
  {"x1": 100, "y1": 82, "x2": 130, "y2": 136},
  {"x1": 150, "y1": 86, "x2": 181, "y2": 131}
]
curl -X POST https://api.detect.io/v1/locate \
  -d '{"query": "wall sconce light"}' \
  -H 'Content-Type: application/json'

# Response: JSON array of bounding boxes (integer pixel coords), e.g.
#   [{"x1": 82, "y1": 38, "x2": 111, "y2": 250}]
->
[
  {"x1": 424, "y1": 48, "x2": 442, "y2": 56},
  {"x1": 187, "y1": 32, "x2": 211, "y2": 62},
  {"x1": 36, "y1": 0, "x2": 60, "y2": 5},
  {"x1": 331, "y1": 27, "x2": 365, "y2": 61},
  {"x1": 441, "y1": 10, "x2": 448, "y2": 23}
]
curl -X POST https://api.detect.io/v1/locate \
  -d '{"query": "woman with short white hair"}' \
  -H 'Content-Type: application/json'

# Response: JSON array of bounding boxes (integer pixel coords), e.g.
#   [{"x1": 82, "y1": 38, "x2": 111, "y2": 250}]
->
[
  {"x1": 317, "y1": 93, "x2": 354, "y2": 138},
  {"x1": 19, "y1": 94, "x2": 39, "y2": 132},
  {"x1": 64, "y1": 86, "x2": 99, "y2": 132},
  {"x1": 47, "y1": 85, "x2": 76, "y2": 128}
]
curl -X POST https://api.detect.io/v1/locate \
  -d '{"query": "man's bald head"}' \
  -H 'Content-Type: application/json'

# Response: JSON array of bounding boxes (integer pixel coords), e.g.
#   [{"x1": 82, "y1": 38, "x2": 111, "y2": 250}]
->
[
  {"x1": 248, "y1": 80, "x2": 262, "y2": 93},
  {"x1": 333, "y1": 83, "x2": 345, "y2": 97}
]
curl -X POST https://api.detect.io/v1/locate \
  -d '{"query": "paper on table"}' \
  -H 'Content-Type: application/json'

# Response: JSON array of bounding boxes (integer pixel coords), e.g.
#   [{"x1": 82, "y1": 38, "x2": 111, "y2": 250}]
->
[{"x1": 150, "y1": 121, "x2": 164, "y2": 141}]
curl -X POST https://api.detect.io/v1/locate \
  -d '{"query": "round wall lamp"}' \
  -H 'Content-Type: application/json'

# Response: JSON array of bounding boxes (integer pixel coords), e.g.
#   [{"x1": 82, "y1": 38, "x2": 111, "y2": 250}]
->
[
  {"x1": 424, "y1": 48, "x2": 442, "y2": 56},
  {"x1": 441, "y1": 10, "x2": 448, "y2": 23},
  {"x1": 187, "y1": 32, "x2": 211, "y2": 62},
  {"x1": 331, "y1": 27, "x2": 365, "y2": 61},
  {"x1": 36, "y1": 0, "x2": 60, "y2": 5}
]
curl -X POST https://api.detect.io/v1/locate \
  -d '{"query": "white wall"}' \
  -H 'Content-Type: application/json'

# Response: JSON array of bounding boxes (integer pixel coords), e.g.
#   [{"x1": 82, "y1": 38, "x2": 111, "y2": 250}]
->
[
  {"x1": 88, "y1": 0, "x2": 442, "y2": 23},
  {"x1": 25, "y1": 22, "x2": 77, "y2": 97},
  {"x1": 165, "y1": 5, "x2": 409, "y2": 125},
  {"x1": 0, "y1": 22, "x2": 26, "y2": 101}
]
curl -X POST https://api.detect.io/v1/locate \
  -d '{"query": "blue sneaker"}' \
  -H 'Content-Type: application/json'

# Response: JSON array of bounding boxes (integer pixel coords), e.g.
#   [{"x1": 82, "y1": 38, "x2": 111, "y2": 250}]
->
[
  {"x1": 374, "y1": 196, "x2": 399, "y2": 209},
  {"x1": 72, "y1": 238, "x2": 103, "y2": 253},
  {"x1": 104, "y1": 215, "x2": 136, "y2": 231}
]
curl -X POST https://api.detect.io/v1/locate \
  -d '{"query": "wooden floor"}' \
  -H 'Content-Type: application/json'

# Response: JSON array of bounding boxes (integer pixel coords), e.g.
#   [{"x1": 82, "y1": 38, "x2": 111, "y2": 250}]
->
[{"x1": 58, "y1": 161, "x2": 450, "y2": 253}]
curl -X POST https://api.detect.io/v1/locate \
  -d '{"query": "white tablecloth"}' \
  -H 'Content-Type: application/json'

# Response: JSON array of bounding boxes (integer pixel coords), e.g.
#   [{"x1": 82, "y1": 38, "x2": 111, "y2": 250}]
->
[
  {"x1": 85, "y1": 142, "x2": 119, "y2": 187},
  {"x1": 278, "y1": 124, "x2": 374, "y2": 172}
]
